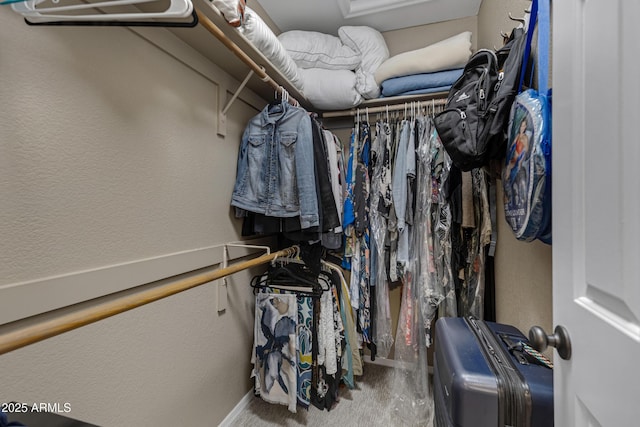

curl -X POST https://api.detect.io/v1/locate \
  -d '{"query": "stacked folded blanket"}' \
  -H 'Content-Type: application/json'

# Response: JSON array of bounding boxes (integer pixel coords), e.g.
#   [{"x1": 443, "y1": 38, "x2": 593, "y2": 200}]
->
[
  {"x1": 376, "y1": 31, "x2": 472, "y2": 99},
  {"x1": 380, "y1": 68, "x2": 464, "y2": 97}
]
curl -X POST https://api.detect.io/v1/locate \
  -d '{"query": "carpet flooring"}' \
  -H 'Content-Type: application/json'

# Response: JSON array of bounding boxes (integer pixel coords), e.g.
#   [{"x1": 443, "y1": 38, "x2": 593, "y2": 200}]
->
[{"x1": 229, "y1": 363, "x2": 434, "y2": 427}]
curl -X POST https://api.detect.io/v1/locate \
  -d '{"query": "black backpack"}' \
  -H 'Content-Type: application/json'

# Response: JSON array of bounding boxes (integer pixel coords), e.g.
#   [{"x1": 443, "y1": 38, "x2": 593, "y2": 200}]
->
[{"x1": 434, "y1": 28, "x2": 527, "y2": 171}]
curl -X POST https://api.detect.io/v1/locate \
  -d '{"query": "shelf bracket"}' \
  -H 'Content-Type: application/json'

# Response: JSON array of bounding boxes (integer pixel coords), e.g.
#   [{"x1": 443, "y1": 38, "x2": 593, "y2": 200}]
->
[
  {"x1": 217, "y1": 69, "x2": 254, "y2": 137},
  {"x1": 217, "y1": 242, "x2": 271, "y2": 312},
  {"x1": 222, "y1": 69, "x2": 254, "y2": 115}
]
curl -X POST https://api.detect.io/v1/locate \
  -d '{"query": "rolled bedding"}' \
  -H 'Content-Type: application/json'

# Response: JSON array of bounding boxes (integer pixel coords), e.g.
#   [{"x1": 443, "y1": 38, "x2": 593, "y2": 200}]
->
[
  {"x1": 278, "y1": 25, "x2": 389, "y2": 100},
  {"x1": 297, "y1": 68, "x2": 363, "y2": 110},
  {"x1": 240, "y1": 7, "x2": 304, "y2": 92}
]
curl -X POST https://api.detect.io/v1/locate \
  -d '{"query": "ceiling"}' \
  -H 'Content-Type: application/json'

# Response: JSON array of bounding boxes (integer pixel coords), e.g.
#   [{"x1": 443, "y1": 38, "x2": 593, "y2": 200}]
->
[{"x1": 254, "y1": 0, "x2": 483, "y2": 34}]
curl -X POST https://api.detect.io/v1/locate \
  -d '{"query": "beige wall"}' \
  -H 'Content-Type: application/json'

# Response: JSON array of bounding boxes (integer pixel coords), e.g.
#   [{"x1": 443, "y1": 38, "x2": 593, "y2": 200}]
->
[
  {"x1": 495, "y1": 185, "x2": 553, "y2": 346},
  {"x1": 0, "y1": 10, "x2": 265, "y2": 427},
  {"x1": 382, "y1": 15, "x2": 478, "y2": 57},
  {"x1": 478, "y1": 0, "x2": 532, "y2": 51}
]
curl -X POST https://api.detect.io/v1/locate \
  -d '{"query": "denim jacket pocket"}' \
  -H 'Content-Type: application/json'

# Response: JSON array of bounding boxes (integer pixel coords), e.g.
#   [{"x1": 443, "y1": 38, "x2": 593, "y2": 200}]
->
[
  {"x1": 245, "y1": 134, "x2": 266, "y2": 201},
  {"x1": 278, "y1": 131, "x2": 298, "y2": 209}
]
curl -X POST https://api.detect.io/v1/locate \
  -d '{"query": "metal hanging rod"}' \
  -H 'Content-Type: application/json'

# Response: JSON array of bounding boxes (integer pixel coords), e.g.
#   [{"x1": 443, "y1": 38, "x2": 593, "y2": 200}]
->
[
  {"x1": 0, "y1": 245, "x2": 298, "y2": 356},
  {"x1": 321, "y1": 97, "x2": 448, "y2": 119},
  {"x1": 195, "y1": 8, "x2": 300, "y2": 108}
]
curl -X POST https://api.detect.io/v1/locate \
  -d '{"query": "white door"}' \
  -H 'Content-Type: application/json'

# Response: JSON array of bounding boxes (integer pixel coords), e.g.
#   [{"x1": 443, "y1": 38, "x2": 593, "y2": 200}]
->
[{"x1": 553, "y1": 0, "x2": 640, "y2": 426}]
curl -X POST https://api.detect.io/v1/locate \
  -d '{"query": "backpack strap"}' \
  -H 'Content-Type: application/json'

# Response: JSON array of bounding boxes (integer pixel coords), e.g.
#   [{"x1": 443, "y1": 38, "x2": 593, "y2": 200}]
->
[
  {"x1": 517, "y1": 0, "x2": 550, "y2": 95},
  {"x1": 517, "y1": 0, "x2": 538, "y2": 92},
  {"x1": 537, "y1": 0, "x2": 550, "y2": 96}
]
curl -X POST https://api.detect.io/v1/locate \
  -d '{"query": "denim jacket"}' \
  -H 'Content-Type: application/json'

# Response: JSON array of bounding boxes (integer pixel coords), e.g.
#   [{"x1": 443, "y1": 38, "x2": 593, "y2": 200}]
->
[{"x1": 231, "y1": 102, "x2": 319, "y2": 229}]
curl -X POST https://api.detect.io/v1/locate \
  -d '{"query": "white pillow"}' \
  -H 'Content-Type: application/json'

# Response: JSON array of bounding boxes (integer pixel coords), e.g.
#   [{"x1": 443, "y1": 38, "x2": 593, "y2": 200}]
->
[
  {"x1": 210, "y1": 0, "x2": 246, "y2": 27},
  {"x1": 374, "y1": 31, "x2": 472, "y2": 85},
  {"x1": 338, "y1": 26, "x2": 389, "y2": 73},
  {"x1": 278, "y1": 30, "x2": 361, "y2": 70},
  {"x1": 338, "y1": 26, "x2": 389, "y2": 99},
  {"x1": 298, "y1": 68, "x2": 363, "y2": 110},
  {"x1": 240, "y1": 8, "x2": 304, "y2": 92}
]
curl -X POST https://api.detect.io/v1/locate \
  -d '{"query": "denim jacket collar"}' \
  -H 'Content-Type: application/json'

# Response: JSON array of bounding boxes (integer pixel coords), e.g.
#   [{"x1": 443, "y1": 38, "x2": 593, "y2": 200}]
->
[{"x1": 261, "y1": 101, "x2": 289, "y2": 125}]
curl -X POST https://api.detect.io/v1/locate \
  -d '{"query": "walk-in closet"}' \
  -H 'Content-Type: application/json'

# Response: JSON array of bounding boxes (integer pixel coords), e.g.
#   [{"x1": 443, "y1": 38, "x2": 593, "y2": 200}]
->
[{"x1": 1, "y1": 0, "x2": 638, "y2": 426}]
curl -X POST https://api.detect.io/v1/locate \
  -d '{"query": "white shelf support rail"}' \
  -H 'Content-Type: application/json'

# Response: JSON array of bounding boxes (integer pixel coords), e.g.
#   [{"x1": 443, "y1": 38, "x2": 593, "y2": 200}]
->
[
  {"x1": 0, "y1": 244, "x2": 296, "y2": 356},
  {"x1": 217, "y1": 242, "x2": 271, "y2": 312},
  {"x1": 222, "y1": 69, "x2": 256, "y2": 116}
]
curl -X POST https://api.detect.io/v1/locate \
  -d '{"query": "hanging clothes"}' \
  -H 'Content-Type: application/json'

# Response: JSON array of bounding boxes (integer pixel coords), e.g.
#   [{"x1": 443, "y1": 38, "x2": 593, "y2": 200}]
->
[
  {"x1": 459, "y1": 168, "x2": 492, "y2": 318},
  {"x1": 250, "y1": 251, "x2": 360, "y2": 414},
  {"x1": 342, "y1": 129, "x2": 357, "y2": 272},
  {"x1": 254, "y1": 283, "x2": 315, "y2": 410},
  {"x1": 233, "y1": 103, "x2": 348, "y2": 251},
  {"x1": 231, "y1": 101, "x2": 319, "y2": 229},
  {"x1": 241, "y1": 97, "x2": 494, "y2": 418},
  {"x1": 343, "y1": 120, "x2": 373, "y2": 345},
  {"x1": 321, "y1": 261, "x2": 364, "y2": 386},
  {"x1": 369, "y1": 120, "x2": 394, "y2": 358},
  {"x1": 323, "y1": 129, "x2": 345, "y2": 233},
  {"x1": 311, "y1": 118, "x2": 341, "y2": 236},
  {"x1": 391, "y1": 118, "x2": 411, "y2": 271},
  {"x1": 252, "y1": 292, "x2": 299, "y2": 413}
]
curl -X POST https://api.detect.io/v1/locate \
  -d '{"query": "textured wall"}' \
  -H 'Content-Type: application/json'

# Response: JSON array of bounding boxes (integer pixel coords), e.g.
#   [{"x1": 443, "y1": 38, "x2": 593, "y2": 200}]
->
[
  {"x1": 0, "y1": 9, "x2": 264, "y2": 426},
  {"x1": 382, "y1": 15, "x2": 478, "y2": 57},
  {"x1": 478, "y1": 0, "x2": 532, "y2": 51}
]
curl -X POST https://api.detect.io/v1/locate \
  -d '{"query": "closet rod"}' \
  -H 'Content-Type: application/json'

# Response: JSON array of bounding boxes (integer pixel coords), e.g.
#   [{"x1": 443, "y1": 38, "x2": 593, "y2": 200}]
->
[
  {"x1": 195, "y1": 8, "x2": 300, "y2": 107},
  {"x1": 321, "y1": 97, "x2": 448, "y2": 119},
  {"x1": 0, "y1": 246, "x2": 298, "y2": 356}
]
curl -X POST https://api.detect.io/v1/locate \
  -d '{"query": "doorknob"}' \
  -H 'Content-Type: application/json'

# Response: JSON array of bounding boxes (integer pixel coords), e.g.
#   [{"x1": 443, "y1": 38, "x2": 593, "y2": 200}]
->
[{"x1": 528, "y1": 325, "x2": 572, "y2": 360}]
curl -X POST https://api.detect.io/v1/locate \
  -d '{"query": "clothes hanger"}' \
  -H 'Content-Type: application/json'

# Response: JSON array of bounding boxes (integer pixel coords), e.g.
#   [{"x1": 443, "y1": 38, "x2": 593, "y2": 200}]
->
[
  {"x1": 266, "y1": 249, "x2": 329, "y2": 292},
  {"x1": 23, "y1": 10, "x2": 198, "y2": 26},
  {"x1": 250, "y1": 273, "x2": 322, "y2": 297},
  {"x1": 13, "y1": 0, "x2": 195, "y2": 25},
  {"x1": 1, "y1": 0, "x2": 30, "y2": 5},
  {"x1": 17, "y1": 0, "x2": 158, "y2": 14},
  {"x1": 265, "y1": 263, "x2": 329, "y2": 292},
  {"x1": 14, "y1": 0, "x2": 191, "y2": 19},
  {"x1": 251, "y1": 265, "x2": 326, "y2": 296},
  {"x1": 267, "y1": 87, "x2": 287, "y2": 113},
  {"x1": 508, "y1": 11, "x2": 526, "y2": 26},
  {"x1": 250, "y1": 274, "x2": 322, "y2": 295}
]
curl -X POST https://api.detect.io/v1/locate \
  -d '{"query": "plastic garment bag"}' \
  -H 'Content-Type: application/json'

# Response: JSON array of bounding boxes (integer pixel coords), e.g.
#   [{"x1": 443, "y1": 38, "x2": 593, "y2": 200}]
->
[
  {"x1": 388, "y1": 251, "x2": 433, "y2": 426},
  {"x1": 388, "y1": 115, "x2": 454, "y2": 426},
  {"x1": 413, "y1": 117, "x2": 455, "y2": 343},
  {"x1": 459, "y1": 168, "x2": 491, "y2": 318},
  {"x1": 423, "y1": 118, "x2": 457, "y2": 323},
  {"x1": 368, "y1": 120, "x2": 394, "y2": 358}
]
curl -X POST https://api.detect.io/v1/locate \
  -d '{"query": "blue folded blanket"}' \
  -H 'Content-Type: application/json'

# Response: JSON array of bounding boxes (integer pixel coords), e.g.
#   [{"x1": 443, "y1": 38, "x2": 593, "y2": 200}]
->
[
  {"x1": 380, "y1": 68, "x2": 463, "y2": 97},
  {"x1": 388, "y1": 85, "x2": 453, "y2": 97}
]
